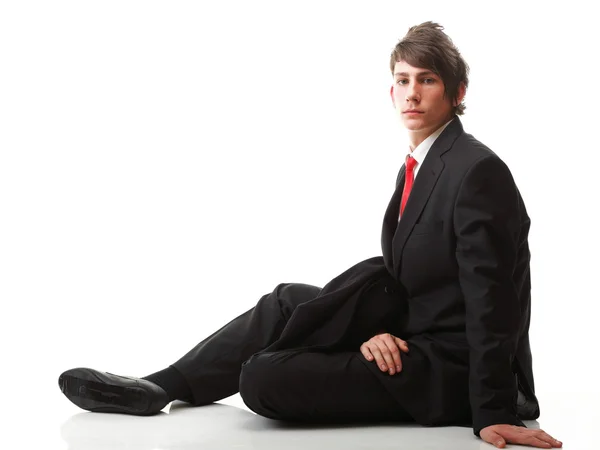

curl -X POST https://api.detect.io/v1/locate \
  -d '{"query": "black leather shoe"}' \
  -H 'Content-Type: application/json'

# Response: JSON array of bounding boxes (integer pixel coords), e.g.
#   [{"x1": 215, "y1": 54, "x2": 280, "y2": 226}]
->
[{"x1": 59, "y1": 367, "x2": 169, "y2": 416}]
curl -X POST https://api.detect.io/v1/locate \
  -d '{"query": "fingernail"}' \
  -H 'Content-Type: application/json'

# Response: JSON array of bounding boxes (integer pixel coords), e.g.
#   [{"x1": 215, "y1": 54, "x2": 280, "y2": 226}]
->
[
  {"x1": 389, "y1": 369, "x2": 394, "y2": 375},
  {"x1": 381, "y1": 364, "x2": 387, "y2": 370},
  {"x1": 396, "y1": 365, "x2": 401, "y2": 371}
]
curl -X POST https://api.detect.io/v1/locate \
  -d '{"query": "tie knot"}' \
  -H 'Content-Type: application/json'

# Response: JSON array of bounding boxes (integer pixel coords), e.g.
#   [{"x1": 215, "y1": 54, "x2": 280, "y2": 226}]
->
[{"x1": 405, "y1": 155, "x2": 417, "y2": 171}]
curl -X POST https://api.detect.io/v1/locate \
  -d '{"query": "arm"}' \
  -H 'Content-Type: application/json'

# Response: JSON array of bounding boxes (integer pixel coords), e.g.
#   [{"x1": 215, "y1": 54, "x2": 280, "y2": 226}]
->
[{"x1": 453, "y1": 154, "x2": 525, "y2": 437}]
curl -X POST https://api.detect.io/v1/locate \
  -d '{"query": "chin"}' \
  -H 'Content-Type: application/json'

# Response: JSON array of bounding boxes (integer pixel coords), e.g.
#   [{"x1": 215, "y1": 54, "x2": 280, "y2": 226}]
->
[{"x1": 402, "y1": 120, "x2": 426, "y2": 131}]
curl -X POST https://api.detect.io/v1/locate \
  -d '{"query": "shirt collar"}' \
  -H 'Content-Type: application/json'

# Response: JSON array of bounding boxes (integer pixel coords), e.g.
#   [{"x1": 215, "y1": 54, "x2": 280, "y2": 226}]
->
[{"x1": 406, "y1": 117, "x2": 455, "y2": 166}]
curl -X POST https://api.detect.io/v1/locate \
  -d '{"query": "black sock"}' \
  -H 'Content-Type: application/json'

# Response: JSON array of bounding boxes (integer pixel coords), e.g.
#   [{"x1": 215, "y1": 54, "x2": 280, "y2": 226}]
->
[{"x1": 143, "y1": 365, "x2": 193, "y2": 402}]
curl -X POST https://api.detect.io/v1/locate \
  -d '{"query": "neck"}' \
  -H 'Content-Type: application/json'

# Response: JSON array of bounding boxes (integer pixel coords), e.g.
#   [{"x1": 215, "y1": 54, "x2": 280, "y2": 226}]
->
[
  {"x1": 407, "y1": 115, "x2": 454, "y2": 151},
  {"x1": 407, "y1": 128, "x2": 435, "y2": 151}
]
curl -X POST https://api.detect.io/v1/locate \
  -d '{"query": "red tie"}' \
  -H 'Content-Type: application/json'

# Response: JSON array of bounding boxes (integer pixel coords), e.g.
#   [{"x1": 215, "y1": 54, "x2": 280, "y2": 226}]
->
[{"x1": 399, "y1": 155, "x2": 417, "y2": 219}]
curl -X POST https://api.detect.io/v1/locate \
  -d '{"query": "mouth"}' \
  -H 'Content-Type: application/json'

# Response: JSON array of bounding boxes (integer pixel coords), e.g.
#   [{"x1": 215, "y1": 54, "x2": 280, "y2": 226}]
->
[{"x1": 403, "y1": 110, "x2": 424, "y2": 115}]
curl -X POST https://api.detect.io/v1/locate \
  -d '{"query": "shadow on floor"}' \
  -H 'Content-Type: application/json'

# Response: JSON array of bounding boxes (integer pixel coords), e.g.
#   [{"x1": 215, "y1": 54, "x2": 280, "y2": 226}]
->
[{"x1": 60, "y1": 401, "x2": 531, "y2": 450}]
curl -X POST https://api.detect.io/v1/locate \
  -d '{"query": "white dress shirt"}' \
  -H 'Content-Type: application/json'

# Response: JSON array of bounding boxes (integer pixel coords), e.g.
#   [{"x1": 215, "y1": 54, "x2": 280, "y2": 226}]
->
[{"x1": 398, "y1": 117, "x2": 454, "y2": 221}]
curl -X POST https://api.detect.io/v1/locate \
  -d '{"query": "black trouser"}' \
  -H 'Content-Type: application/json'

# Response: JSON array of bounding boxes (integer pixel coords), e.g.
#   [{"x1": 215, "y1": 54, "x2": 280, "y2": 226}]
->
[{"x1": 172, "y1": 281, "x2": 412, "y2": 423}]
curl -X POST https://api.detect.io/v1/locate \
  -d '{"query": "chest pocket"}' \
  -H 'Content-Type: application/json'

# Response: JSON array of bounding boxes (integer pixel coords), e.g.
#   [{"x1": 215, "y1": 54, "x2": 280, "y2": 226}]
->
[
  {"x1": 405, "y1": 220, "x2": 444, "y2": 248},
  {"x1": 411, "y1": 220, "x2": 444, "y2": 235}
]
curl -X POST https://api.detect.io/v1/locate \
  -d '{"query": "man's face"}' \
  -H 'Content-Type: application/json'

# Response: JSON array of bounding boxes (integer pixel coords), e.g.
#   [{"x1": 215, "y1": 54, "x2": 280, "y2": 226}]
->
[{"x1": 390, "y1": 60, "x2": 460, "y2": 143}]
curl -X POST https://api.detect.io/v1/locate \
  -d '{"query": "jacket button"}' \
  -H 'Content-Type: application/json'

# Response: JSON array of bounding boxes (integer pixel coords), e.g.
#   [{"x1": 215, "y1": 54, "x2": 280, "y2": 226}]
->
[{"x1": 384, "y1": 286, "x2": 390, "y2": 294}]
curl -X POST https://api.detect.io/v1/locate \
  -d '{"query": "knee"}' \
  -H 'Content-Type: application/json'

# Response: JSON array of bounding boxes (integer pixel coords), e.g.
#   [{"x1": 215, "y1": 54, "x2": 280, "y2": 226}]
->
[
  {"x1": 239, "y1": 353, "x2": 285, "y2": 419},
  {"x1": 271, "y1": 282, "x2": 321, "y2": 320}
]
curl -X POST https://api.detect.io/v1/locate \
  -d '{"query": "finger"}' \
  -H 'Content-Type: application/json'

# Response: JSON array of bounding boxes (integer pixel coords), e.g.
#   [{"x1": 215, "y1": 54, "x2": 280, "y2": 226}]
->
[
  {"x1": 394, "y1": 338, "x2": 410, "y2": 353},
  {"x1": 498, "y1": 429, "x2": 558, "y2": 449},
  {"x1": 535, "y1": 430, "x2": 562, "y2": 447},
  {"x1": 360, "y1": 343, "x2": 374, "y2": 362},
  {"x1": 520, "y1": 435, "x2": 555, "y2": 448},
  {"x1": 381, "y1": 335, "x2": 402, "y2": 373},
  {"x1": 525, "y1": 430, "x2": 562, "y2": 448},
  {"x1": 394, "y1": 337, "x2": 410, "y2": 353},
  {"x1": 366, "y1": 344, "x2": 389, "y2": 372},
  {"x1": 374, "y1": 339, "x2": 398, "y2": 374},
  {"x1": 392, "y1": 337, "x2": 409, "y2": 372},
  {"x1": 480, "y1": 429, "x2": 506, "y2": 448}
]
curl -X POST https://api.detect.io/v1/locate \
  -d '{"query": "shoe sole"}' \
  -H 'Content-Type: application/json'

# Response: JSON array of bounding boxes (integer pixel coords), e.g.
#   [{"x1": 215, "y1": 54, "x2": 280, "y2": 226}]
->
[{"x1": 59, "y1": 368, "x2": 165, "y2": 415}]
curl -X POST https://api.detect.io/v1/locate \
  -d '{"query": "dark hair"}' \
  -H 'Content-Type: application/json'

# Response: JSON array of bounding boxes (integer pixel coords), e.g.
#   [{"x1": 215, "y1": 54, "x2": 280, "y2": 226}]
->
[{"x1": 389, "y1": 21, "x2": 470, "y2": 116}]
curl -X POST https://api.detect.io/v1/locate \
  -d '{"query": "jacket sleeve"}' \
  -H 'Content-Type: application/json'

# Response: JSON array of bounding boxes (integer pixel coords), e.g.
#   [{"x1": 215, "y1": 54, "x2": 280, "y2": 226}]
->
[{"x1": 453, "y1": 154, "x2": 526, "y2": 437}]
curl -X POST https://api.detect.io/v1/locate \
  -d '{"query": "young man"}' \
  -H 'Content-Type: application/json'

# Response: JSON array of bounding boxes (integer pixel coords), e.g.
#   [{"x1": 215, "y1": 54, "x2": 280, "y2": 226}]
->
[{"x1": 59, "y1": 22, "x2": 562, "y2": 449}]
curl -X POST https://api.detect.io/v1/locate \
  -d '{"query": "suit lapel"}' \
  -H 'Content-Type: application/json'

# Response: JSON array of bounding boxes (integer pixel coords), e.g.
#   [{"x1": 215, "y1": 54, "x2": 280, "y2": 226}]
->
[
  {"x1": 381, "y1": 165, "x2": 405, "y2": 274},
  {"x1": 391, "y1": 156, "x2": 444, "y2": 278},
  {"x1": 380, "y1": 117, "x2": 465, "y2": 281}
]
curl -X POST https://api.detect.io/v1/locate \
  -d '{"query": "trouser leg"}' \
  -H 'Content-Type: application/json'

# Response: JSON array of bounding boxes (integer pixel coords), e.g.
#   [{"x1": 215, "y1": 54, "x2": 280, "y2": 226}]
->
[
  {"x1": 171, "y1": 282, "x2": 321, "y2": 405},
  {"x1": 239, "y1": 350, "x2": 413, "y2": 423}
]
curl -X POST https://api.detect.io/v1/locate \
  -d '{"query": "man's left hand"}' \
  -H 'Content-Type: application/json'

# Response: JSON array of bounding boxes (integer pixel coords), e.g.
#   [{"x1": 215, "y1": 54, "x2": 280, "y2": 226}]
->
[{"x1": 480, "y1": 424, "x2": 562, "y2": 448}]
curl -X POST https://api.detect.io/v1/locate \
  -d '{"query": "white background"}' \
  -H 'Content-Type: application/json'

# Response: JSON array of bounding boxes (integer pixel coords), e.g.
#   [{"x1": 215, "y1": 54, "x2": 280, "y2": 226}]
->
[{"x1": 1, "y1": 0, "x2": 598, "y2": 448}]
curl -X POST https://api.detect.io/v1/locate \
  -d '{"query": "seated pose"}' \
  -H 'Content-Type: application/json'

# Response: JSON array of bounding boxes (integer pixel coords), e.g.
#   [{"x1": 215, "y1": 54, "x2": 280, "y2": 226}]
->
[{"x1": 59, "y1": 21, "x2": 562, "y2": 449}]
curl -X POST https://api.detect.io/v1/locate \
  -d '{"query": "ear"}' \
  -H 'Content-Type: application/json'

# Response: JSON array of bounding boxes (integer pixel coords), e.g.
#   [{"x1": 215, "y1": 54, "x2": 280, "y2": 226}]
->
[
  {"x1": 454, "y1": 82, "x2": 467, "y2": 106},
  {"x1": 390, "y1": 85, "x2": 395, "y2": 108}
]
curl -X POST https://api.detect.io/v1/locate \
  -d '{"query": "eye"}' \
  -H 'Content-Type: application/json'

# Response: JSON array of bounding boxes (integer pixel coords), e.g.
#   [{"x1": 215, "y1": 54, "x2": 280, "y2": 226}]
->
[
  {"x1": 396, "y1": 79, "x2": 407, "y2": 85},
  {"x1": 423, "y1": 78, "x2": 435, "y2": 84}
]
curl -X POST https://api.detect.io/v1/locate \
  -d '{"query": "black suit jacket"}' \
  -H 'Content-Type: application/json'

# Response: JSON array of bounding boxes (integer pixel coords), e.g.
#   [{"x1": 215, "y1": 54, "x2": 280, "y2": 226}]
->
[{"x1": 264, "y1": 116, "x2": 540, "y2": 437}]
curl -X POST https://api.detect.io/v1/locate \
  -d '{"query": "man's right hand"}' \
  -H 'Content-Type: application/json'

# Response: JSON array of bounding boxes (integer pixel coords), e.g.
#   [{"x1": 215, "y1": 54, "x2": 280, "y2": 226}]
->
[{"x1": 360, "y1": 333, "x2": 409, "y2": 375}]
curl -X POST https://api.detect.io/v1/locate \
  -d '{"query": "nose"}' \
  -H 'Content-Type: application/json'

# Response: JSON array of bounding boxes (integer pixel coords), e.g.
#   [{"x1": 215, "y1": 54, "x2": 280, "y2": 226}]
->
[{"x1": 405, "y1": 81, "x2": 420, "y2": 102}]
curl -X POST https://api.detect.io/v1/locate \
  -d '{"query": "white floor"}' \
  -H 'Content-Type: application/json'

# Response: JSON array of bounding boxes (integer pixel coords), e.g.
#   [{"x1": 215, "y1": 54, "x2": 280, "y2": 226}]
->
[{"x1": 5, "y1": 385, "x2": 594, "y2": 449}]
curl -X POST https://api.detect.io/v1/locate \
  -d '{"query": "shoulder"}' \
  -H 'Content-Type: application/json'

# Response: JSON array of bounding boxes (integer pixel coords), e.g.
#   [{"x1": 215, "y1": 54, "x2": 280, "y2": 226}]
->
[
  {"x1": 444, "y1": 132, "x2": 514, "y2": 181},
  {"x1": 448, "y1": 132, "x2": 500, "y2": 164}
]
